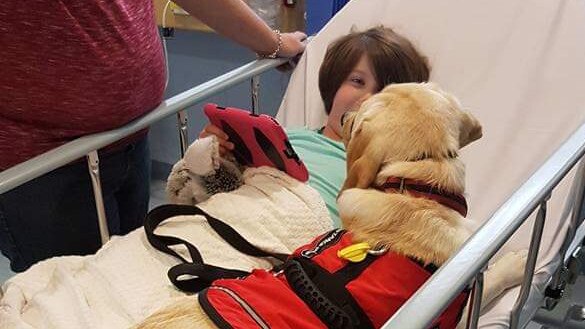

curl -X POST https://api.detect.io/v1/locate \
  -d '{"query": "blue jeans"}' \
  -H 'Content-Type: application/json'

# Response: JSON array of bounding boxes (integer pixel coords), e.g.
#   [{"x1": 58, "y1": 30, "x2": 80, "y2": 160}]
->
[{"x1": 0, "y1": 135, "x2": 151, "y2": 272}]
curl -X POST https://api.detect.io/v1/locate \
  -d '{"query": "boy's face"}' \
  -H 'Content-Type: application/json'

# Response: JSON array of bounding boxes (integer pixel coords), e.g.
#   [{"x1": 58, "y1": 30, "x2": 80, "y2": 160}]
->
[{"x1": 324, "y1": 55, "x2": 378, "y2": 141}]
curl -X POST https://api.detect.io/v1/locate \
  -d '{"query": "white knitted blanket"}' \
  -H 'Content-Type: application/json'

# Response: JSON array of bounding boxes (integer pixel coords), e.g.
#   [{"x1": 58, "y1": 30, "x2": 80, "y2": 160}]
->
[{"x1": 0, "y1": 166, "x2": 332, "y2": 329}]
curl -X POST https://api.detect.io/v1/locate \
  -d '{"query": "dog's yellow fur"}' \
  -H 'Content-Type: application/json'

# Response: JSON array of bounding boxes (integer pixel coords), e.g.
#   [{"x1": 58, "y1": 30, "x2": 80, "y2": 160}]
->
[
  {"x1": 136, "y1": 83, "x2": 525, "y2": 329},
  {"x1": 136, "y1": 296, "x2": 215, "y2": 328},
  {"x1": 338, "y1": 82, "x2": 481, "y2": 267}
]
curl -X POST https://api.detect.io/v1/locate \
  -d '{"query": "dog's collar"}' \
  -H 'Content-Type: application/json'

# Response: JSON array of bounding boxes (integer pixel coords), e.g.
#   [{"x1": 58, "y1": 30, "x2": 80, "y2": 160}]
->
[
  {"x1": 377, "y1": 177, "x2": 468, "y2": 217},
  {"x1": 406, "y1": 150, "x2": 459, "y2": 162}
]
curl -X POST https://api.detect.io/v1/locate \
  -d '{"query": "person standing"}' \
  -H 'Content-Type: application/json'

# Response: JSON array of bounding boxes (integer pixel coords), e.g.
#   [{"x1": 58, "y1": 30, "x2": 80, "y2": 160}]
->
[{"x1": 0, "y1": 0, "x2": 306, "y2": 272}]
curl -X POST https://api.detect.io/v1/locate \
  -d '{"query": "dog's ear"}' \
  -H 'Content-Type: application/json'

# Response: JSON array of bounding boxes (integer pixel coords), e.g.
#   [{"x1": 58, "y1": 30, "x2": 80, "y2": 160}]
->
[
  {"x1": 339, "y1": 123, "x2": 383, "y2": 195},
  {"x1": 459, "y1": 111, "x2": 483, "y2": 148}
]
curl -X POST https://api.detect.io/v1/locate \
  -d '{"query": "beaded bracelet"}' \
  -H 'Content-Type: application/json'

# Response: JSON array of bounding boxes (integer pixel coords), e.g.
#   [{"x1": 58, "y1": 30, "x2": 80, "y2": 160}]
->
[{"x1": 260, "y1": 29, "x2": 282, "y2": 59}]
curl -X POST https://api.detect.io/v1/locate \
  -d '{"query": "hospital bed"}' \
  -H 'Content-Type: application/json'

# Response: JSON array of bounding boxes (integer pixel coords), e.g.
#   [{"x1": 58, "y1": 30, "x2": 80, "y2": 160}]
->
[
  {"x1": 1, "y1": 0, "x2": 585, "y2": 328},
  {"x1": 277, "y1": 0, "x2": 585, "y2": 327}
]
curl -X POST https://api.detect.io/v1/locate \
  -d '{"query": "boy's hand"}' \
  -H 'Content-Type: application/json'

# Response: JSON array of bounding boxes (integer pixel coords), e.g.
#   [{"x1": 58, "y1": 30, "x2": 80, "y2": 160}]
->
[{"x1": 199, "y1": 124, "x2": 235, "y2": 156}]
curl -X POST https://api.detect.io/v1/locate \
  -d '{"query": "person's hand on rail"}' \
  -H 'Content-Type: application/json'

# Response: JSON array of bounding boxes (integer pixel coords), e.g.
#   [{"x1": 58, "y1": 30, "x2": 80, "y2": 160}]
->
[{"x1": 276, "y1": 31, "x2": 307, "y2": 58}]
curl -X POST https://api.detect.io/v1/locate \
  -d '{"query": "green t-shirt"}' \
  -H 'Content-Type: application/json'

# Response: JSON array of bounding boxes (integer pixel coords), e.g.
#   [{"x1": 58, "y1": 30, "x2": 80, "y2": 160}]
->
[{"x1": 287, "y1": 128, "x2": 346, "y2": 227}]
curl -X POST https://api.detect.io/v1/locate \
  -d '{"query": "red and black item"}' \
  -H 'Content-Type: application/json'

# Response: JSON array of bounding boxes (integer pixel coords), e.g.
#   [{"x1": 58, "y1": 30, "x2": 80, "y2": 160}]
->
[
  {"x1": 203, "y1": 103, "x2": 309, "y2": 182},
  {"x1": 145, "y1": 205, "x2": 469, "y2": 329}
]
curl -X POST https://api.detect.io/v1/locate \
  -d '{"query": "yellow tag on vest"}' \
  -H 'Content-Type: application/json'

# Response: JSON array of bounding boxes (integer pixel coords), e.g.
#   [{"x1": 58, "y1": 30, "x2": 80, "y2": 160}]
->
[{"x1": 337, "y1": 242, "x2": 371, "y2": 262}]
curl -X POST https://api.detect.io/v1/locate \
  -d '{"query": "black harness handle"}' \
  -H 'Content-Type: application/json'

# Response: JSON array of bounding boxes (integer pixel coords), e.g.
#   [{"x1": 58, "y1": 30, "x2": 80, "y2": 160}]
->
[{"x1": 144, "y1": 204, "x2": 288, "y2": 292}]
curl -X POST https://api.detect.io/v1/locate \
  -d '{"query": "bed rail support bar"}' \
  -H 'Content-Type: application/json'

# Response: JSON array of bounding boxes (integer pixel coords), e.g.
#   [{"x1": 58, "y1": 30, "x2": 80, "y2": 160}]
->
[
  {"x1": 466, "y1": 270, "x2": 485, "y2": 329},
  {"x1": 177, "y1": 110, "x2": 189, "y2": 158},
  {"x1": 544, "y1": 160, "x2": 585, "y2": 310},
  {"x1": 86, "y1": 151, "x2": 110, "y2": 245},
  {"x1": 510, "y1": 198, "x2": 549, "y2": 328},
  {"x1": 251, "y1": 75, "x2": 260, "y2": 115}
]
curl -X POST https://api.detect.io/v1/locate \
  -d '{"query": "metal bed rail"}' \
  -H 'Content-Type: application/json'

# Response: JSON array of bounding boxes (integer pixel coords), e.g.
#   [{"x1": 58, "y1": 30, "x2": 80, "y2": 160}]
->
[
  {"x1": 0, "y1": 56, "x2": 289, "y2": 244},
  {"x1": 382, "y1": 121, "x2": 585, "y2": 329}
]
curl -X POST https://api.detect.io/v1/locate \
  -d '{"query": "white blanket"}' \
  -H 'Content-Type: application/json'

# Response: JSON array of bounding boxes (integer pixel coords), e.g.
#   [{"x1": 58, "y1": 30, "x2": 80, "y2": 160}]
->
[{"x1": 0, "y1": 167, "x2": 332, "y2": 329}]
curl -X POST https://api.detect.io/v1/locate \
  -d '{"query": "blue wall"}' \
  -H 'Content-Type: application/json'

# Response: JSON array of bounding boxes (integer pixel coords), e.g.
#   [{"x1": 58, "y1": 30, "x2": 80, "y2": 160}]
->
[
  {"x1": 149, "y1": 30, "x2": 293, "y2": 176},
  {"x1": 306, "y1": 0, "x2": 349, "y2": 35}
]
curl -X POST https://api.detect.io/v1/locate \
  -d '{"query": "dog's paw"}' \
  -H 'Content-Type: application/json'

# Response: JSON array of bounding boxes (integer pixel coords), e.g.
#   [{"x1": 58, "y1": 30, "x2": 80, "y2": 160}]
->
[
  {"x1": 490, "y1": 249, "x2": 528, "y2": 289},
  {"x1": 184, "y1": 136, "x2": 221, "y2": 176}
]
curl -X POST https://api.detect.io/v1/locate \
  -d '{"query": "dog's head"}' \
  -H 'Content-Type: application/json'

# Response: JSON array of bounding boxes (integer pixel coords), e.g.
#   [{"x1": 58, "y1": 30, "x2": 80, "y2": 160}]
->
[{"x1": 339, "y1": 82, "x2": 482, "y2": 194}]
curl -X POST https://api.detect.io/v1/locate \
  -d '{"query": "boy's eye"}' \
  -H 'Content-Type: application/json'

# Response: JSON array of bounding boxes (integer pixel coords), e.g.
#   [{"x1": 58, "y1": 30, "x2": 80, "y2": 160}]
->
[{"x1": 349, "y1": 76, "x2": 365, "y2": 86}]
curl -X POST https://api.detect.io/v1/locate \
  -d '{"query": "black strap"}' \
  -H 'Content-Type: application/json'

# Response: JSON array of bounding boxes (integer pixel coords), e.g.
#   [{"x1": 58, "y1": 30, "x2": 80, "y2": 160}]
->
[
  {"x1": 168, "y1": 262, "x2": 248, "y2": 293},
  {"x1": 144, "y1": 204, "x2": 288, "y2": 292},
  {"x1": 284, "y1": 257, "x2": 375, "y2": 329},
  {"x1": 284, "y1": 259, "x2": 354, "y2": 329}
]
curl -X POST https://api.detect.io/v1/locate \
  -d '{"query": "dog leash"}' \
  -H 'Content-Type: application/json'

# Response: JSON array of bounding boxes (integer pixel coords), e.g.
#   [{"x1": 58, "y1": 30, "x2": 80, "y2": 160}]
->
[{"x1": 144, "y1": 204, "x2": 288, "y2": 292}]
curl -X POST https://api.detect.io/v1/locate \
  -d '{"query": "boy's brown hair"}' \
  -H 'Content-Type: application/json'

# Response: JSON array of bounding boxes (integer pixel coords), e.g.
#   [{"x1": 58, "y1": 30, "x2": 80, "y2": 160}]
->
[{"x1": 319, "y1": 26, "x2": 430, "y2": 114}]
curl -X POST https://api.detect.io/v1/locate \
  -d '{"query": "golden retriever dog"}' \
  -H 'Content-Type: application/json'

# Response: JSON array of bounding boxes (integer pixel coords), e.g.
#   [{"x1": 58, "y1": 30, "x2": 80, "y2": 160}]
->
[{"x1": 137, "y1": 83, "x2": 526, "y2": 329}]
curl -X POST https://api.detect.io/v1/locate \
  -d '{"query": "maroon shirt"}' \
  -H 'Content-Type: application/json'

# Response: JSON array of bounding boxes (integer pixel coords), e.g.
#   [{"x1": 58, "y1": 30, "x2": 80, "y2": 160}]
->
[{"x1": 0, "y1": 0, "x2": 166, "y2": 171}]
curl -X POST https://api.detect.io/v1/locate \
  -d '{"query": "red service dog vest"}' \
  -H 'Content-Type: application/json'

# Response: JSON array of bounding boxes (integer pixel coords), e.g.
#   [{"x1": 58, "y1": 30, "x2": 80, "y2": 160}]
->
[{"x1": 199, "y1": 229, "x2": 469, "y2": 329}]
